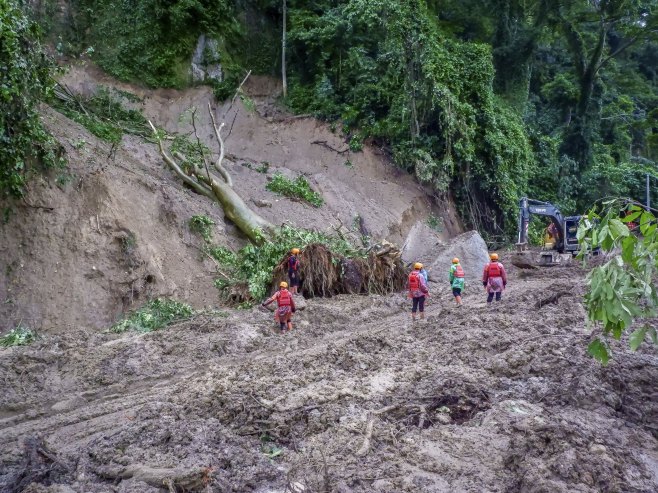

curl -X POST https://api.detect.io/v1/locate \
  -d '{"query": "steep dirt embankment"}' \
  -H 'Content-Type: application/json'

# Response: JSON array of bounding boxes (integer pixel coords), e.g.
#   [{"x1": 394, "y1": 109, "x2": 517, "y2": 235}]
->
[
  {"x1": 1, "y1": 260, "x2": 657, "y2": 492},
  {"x1": 0, "y1": 64, "x2": 460, "y2": 332}
]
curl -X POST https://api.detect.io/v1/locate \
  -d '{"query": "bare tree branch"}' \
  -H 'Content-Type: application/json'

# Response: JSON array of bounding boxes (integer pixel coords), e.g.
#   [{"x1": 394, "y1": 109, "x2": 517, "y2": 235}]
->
[
  {"x1": 208, "y1": 102, "x2": 233, "y2": 187},
  {"x1": 148, "y1": 121, "x2": 214, "y2": 199}
]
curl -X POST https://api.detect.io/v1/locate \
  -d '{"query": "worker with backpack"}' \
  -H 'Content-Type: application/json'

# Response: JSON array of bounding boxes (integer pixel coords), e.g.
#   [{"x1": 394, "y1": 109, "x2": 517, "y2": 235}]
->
[
  {"x1": 262, "y1": 281, "x2": 296, "y2": 333},
  {"x1": 482, "y1": 253, "x2": 507, "y2": 303},
  {"x1": 449, "y1": 257, "x2": 465, "y2": 307},
  {"x1": 408, "y1": 262, "x2": 429, "y2": 322},
  {"x1": 288, "y1": 248, "x2": 301, "y2": 294}
]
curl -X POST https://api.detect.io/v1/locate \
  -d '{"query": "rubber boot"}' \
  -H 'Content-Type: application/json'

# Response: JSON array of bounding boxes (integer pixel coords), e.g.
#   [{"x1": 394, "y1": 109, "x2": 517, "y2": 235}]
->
[{"x1": 279, "y1": 322, "x2": 286, "y2": 333}]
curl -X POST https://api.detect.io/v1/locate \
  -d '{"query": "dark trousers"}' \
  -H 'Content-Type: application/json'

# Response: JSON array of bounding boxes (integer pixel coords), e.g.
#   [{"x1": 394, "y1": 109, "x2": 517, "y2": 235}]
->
[
  {"x1": 412, "y1": 296, "x2": 425, "y2": 313},
  {"x1": 288, "y1": 271, "x2": 300, "y2": 287},
  {"x1": 487, "y1": 292, "x2": 502, "y2": 302}
]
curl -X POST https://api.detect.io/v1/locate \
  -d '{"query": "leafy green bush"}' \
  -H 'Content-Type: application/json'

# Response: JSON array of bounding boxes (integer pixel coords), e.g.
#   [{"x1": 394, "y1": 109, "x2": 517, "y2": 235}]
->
[
  {"x1": 266, "y1": 173, "x2": 324, "y2": 207},
  {"x1": 189, "y1": 215, "x2": 215, "y2": 243},
  {"x1": 50, "y1": 87, "x2": 148, "y2": 144},
  {"x1": 0, "y1": 326, "x2": 37, "y2": 348},
  {"x1": 578, "y1": 200, "x2": 658, "y2": 364},
  {"x1": 1, "y1": 1, "x2": 63, "y2": 199},
  {"x1": 211, "y1": 225, "x2": 359, "y2": 300},
  {"x1": 110, "y1": 298, "x2": 195, "y2": 333}
]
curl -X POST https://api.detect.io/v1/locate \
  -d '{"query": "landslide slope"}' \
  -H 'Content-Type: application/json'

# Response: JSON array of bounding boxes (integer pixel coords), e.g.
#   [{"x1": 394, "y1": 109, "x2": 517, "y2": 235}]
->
[
  {"x1": 1, "y1": 259, "x2": 657, "y2": 492},
  {"x1": 0, "y1": 64, "x2": 459, "y2": 332}
]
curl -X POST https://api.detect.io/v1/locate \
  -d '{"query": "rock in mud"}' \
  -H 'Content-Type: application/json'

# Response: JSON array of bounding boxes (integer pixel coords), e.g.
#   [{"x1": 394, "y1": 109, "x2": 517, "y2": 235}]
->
[
  {"x1": 401, "y1": 220, "x2": 444, "y2": 266},
  {"x1": 427, "y1": 230, "x2": 490, "y2": 282}
]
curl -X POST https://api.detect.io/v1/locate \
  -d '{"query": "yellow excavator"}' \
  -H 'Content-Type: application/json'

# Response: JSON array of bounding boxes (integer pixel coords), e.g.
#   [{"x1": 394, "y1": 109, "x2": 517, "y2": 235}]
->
[{"x1": 514, "y1": 197, "x2": 583, "y2": 267}]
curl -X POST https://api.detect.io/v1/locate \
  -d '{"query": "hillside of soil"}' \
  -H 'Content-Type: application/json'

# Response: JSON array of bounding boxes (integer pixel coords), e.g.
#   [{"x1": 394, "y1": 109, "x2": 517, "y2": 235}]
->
[
  {"x1": 0, "y1": 64, "x2": 459, "y2": 332},
  {"x1": 1, "y1": 258, "x2": 657, "y2": 492}
]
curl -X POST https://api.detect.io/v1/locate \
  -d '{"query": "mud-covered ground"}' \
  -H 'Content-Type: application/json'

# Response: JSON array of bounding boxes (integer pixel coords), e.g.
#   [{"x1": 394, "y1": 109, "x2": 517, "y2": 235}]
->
[{"x1": 1, "y1": 261, "x2": 658, "y2": 493}]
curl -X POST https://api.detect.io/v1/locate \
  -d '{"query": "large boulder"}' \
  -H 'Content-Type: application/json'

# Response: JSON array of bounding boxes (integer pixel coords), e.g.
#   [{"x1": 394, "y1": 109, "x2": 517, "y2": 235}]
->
[
  {"x1": 426, "y1": 230, "x2": 490, "y2": 284},
  {"x1": 401, "y1": 220, "x2": 444, "y2": 266}
]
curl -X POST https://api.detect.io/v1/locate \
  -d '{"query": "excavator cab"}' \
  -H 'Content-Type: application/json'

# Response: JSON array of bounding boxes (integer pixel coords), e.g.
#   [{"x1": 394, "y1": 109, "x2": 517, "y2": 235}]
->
[{"x1": 563, "y1": 216, "x2": 581, "y2": 253}]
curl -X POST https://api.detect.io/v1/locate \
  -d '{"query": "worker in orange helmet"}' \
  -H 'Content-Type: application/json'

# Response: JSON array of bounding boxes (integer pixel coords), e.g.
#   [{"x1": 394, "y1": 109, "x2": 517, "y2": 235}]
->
[
  {"x1": 408, "y1": 262, "x2": 429, "y2": 321},
  {"x1": 262, "y1": 281, "x2": 296, "y2": 333},
  {"x1": 449, "y1": 257, "x2": 465, "y2": 307},
  {"x1": 288, "y1": 248, "x2": 301, "y2": 294},
  {"x1": 482, "y1": 253, "x2": 507, "y2": 304}
]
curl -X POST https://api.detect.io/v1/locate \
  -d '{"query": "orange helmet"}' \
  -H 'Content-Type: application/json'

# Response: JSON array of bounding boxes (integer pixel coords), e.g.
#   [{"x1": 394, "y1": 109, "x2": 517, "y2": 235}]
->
[
  {"x1": 279, "y1": 281, "x2": 288, "y2": 288},
  {"x1": 414, "y1": 262, "x2": 423, "y2": 270},
  {"x1": 452, "y1": 258, "x2": 459, "y2": 264},
  {"x1": 490, "y1": 253, "x2": 499, "y2": 261},
  {"x1": 291, "y1": 248, "x2": 300, "y2": 255}
]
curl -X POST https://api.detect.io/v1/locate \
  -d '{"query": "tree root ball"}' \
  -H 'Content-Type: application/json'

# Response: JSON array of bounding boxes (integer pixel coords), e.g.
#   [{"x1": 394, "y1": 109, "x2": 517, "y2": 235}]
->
[{"x1": 271, "y1": 243, "x2": 406, "y2": 298}]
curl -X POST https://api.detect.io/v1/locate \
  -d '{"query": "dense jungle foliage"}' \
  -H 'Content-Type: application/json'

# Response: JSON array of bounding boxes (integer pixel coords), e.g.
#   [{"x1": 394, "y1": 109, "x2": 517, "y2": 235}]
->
[
  {"x1": 6, "y1": 0, "x2": 658, "y2": 240},
  {"x1": 0, "y1": 0, "x2": 62, "y2": 199}
]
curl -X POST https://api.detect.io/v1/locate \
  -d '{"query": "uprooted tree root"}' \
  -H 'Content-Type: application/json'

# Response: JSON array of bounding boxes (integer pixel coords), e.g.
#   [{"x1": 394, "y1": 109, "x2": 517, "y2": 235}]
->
[
  {"x1": 1, "y1": 436, "x2": 74, "y2": 493},
  {"x1": 271, "y1": 243, "x2": 406, "y2": 298}
]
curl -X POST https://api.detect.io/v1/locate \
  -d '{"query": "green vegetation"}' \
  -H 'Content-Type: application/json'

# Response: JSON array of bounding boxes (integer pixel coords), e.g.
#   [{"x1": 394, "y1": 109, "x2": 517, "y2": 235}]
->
[
  {"x1": 61, "y1": 0, "x2": 241, "y2": 88},
  {"x1": 266, "y1": 173, "x2": 324, "y2": 207},
  {"x1": 0, "y1": 326, "x2": 37, "y2": 348},
  {"x1": 17, "y1": 0, "x2": 657, "y2": 241},
  {"x1": 426, "y1": 214, "x2": 443, "y2": 233},
  {"x1": 578, "y1": 200, "x2": 658, "y2": 364},
  {"x1": 110, "y1": 298, "x2": 195, "y2": 333},
  {"x1": 50, "y1": 87, "x2": 149, "y2": 144},
  {"x1": 1, "y1": 0, "x2": 63, "y2": 199},
  {"x1": 189, "y1": 215, "x2": 216, "y2": 243},
  {"x1": 283, "y1": 0, "x2": 657, "y2": 238},
  {"x1": 211, "y1": 225, "x2": 358, "y2": 300}
]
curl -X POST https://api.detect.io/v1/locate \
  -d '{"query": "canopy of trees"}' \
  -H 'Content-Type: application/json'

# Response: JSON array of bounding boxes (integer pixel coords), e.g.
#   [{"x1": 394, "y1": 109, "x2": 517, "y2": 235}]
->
[{"x1": 11, "y1": 0, "x2": 658, "y2": 239}]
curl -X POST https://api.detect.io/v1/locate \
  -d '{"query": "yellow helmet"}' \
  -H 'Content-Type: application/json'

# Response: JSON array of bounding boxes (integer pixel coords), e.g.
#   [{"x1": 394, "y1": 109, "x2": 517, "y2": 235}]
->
[
  {"x1": 414, "y1": 262, "x2": 423, "y2": 270},
  {"x1": 490, "y1": 253, "x2": 499, "y2": 261},
  {"x1": 452, "y1": 258, "x2": 459, "y2": 264},
  {"x1": 279, "y1": 281, "x2": 288, "y2": 288},
  {"x1": 291, "y1": 248, "x2": 300, "y2": 255}
]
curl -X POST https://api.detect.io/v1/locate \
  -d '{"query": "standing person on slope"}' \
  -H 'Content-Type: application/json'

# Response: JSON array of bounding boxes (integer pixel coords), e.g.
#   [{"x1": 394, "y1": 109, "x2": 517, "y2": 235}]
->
[
  {"x1": 449, "y1": 257, "x2": 465, "y2": 307},
  {"x1": 408, "y1": 262, "x2": 429, "y2": 322},
  {"x1": 288, "y1": 248, "x2": 301, "y2": 294},
  {"x1": 482, "y1": 253, "x2": 507, "y2": 304},
  {"x1": 262, "y1": 281, "x2": 296, "y2": 333}
]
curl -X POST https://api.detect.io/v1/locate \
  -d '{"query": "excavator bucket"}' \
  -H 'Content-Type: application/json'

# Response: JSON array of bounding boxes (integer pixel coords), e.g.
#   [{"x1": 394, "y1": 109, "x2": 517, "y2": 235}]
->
[{"x1": 511, "y1": 250, "x2": 572, "y2": 269}]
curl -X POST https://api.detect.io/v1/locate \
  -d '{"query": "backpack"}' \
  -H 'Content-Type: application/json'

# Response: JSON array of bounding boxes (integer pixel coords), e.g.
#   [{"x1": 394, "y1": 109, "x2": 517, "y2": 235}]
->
[
  {"x1": 288, "y1": 255, "x2": 299, "y2": 271},
  {"x1": 453, "y1": 264, "x2": 464, "y2": 278},
  {"x1": 277, "y1": 289, "x2": 292, "y2": 306},
  {"x1": 408, "y1": 271, "x2": 420, "y2": 290},
  {"x1": 487, "y1": 262, "x2": 501, "y2": 277}
]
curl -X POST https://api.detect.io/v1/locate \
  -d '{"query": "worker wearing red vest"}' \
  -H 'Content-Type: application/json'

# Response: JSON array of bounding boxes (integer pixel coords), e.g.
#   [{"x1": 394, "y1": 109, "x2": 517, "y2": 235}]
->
[
  {"x1": 408, "y1": 262, "x2": 429, "y2": 321},
  {"x1": 262, "y1": 281, "x2": 297, "y2": 333},
  {"x1": 482, "y1": 253, "x2": 507, "y2": 303}
]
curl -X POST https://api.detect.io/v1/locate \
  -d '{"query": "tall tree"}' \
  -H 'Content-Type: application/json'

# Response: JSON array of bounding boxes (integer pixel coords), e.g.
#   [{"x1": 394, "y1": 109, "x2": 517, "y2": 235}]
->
[{"x1": 549, "y1": 1, "x2": 658, "y2": 167}]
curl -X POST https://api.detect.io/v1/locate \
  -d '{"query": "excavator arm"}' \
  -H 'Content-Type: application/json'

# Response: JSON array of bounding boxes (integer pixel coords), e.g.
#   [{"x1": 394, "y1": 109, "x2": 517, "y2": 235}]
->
[{"x1": 517, "y1": 197, "x2": 566, "y2": 252}]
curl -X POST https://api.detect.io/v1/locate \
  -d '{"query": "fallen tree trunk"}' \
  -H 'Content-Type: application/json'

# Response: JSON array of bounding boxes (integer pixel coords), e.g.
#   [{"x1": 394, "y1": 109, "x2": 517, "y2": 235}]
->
[{"x1": 148, "y1": 100, "x2": 276, "y2": 245}]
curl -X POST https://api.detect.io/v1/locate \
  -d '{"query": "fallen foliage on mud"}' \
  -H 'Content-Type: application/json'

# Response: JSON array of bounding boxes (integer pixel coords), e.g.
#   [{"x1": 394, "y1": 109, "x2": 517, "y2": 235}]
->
[{"x1": 1, "y1": 260, "x2": 657, "y2": 492}]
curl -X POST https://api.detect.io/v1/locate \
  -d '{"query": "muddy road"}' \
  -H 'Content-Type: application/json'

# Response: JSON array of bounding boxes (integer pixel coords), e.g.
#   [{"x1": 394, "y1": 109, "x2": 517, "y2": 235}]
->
[{"x1": 1, "y1": 262, "x2": 657, "y2": 492}]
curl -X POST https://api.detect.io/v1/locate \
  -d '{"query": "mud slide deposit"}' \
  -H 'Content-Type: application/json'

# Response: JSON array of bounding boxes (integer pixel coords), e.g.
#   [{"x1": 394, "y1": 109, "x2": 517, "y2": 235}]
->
[{"x1": 1, "y1": 257, "x2": 657, "y2": 492}]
